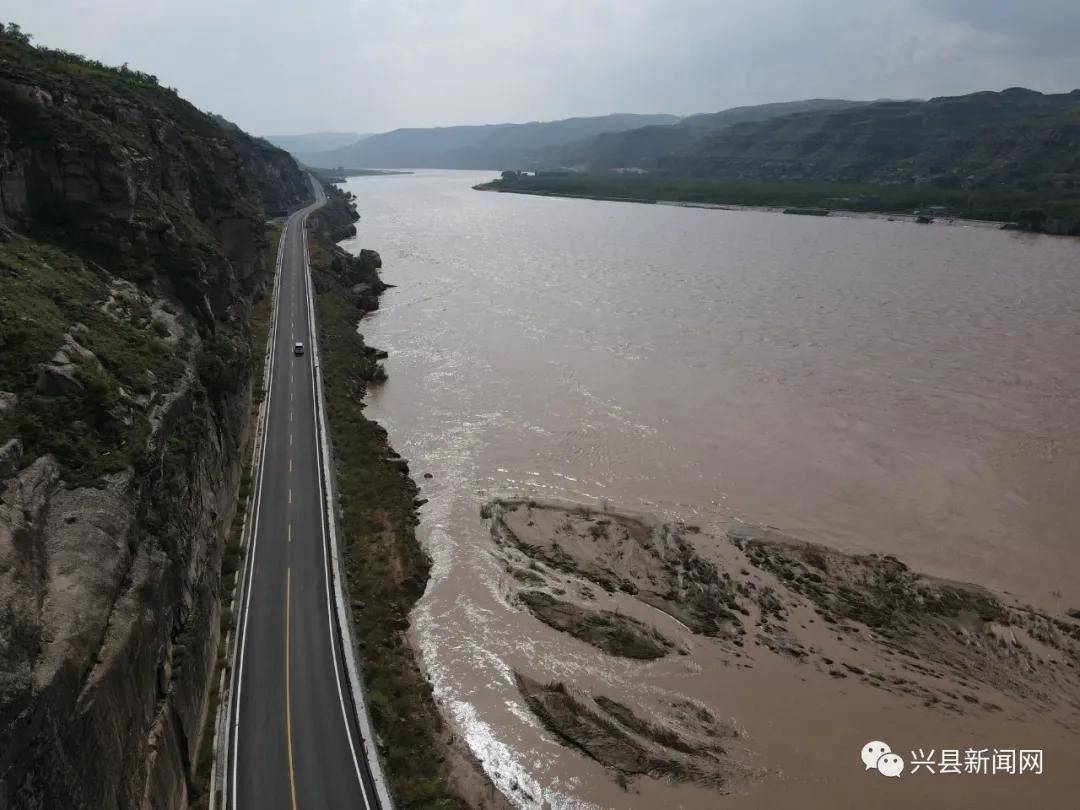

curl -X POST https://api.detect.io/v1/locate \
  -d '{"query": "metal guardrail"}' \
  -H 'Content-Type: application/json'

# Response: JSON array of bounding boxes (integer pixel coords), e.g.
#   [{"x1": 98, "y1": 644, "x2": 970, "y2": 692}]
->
[
  {"x1": 210, "y1": 178, "x2": 393, "y2": 810},
  {"x1": 300, "y1": 183, "x2": 395, "y2": 809}
]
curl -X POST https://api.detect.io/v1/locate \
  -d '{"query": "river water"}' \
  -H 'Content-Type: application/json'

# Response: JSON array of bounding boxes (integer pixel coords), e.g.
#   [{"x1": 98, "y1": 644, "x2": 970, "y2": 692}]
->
[{"x1": 339, "y1": 170, "x2": 1080, "y2": 809}]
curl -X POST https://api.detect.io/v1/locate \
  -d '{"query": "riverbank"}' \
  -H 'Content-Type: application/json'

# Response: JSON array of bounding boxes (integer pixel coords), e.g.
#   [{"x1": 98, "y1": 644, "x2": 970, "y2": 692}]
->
[
  {"x1": 307, "y1": 183, "x2": 509, "y2": 809},
  {"x1": 476, "y1": 175, "x2": 1080, "y2": 235},
  {"x1": 309, "y1": 167, "x2": 413, "y2": 184}
]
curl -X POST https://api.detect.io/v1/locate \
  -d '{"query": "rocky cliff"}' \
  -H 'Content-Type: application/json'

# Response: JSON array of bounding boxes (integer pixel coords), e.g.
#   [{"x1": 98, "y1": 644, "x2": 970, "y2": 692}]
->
[{"x1": 0, "y1": 27, "x2": 310, "y2": 809}]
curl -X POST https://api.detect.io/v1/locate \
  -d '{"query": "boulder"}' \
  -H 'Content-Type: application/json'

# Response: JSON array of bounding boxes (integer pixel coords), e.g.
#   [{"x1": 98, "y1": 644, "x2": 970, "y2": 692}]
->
[
  {"x1": 35, "y1": 335, "x2": 101, "y2": 395},
  {"x1": 61, "y1": 334, "x2": 97, "y2": 364},
  {"x1": 0, "y1": 438, "x2": 22, "y2": 479},
  {"x1": 358, "y1": 248, "x2": 382, "y2": 270},
  {"x1": 36, "y1": 362, "x2": 82, "y2": 395},
  {"x1": 0, "y1": 391, "x2": 17, "y2": 414}
]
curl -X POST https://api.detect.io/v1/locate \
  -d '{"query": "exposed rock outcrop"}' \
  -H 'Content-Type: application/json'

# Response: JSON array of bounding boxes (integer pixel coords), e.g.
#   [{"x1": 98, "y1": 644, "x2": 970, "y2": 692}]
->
[
  {"x1": 0, "y1": 29, "x2": 311, "y2": 810},
  {"x1": 314, "y1": 183, "x2": 361, "y2": 241},
  {"x1": 311, "y1": 187, "x2": 385, "y2": 316}
]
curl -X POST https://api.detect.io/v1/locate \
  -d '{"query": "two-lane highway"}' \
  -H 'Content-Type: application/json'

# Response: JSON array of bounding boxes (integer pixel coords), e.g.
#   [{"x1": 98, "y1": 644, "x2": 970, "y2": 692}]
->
[{"x1": 225, "y1": 182, "x2": 383, "y2": 809}]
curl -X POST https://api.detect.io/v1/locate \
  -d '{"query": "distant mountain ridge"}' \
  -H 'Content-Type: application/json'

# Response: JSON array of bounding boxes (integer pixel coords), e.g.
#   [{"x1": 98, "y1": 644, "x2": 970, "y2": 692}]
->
[
  {"x1": 660, "y1": 87, "x2": 1080, "y2": 187},
  {"x1": 290, "y1": 88, "x2": 1080, "y2": 192},
  {"x1": 264, "y1": 131, "x2": 369, "y2": 154},
  {"x1": 484, "y1": 87, "x2": 1080, "y2": 234},
  {"x1": 292, "y1": 102, "x2": 878, "y2": 172},
  {"x1": 298, "y1": 113, "x2": 679, "y2": 169},
  {"x1": 559, "y1": 99, "x2": 871, "y2": 170}
]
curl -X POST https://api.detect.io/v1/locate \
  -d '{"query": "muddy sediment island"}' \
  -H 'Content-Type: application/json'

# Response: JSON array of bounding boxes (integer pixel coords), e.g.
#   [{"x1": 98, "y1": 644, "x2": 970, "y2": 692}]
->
[{"x1": 487, "y1": 498, "x2": 1080, "y2": 796}]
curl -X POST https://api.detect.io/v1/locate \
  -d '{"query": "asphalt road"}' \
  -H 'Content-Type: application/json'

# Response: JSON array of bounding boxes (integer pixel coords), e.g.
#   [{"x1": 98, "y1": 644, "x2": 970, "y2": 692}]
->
[{"x1": 227, "y1": 183, "x2": 382, "y2": 810}]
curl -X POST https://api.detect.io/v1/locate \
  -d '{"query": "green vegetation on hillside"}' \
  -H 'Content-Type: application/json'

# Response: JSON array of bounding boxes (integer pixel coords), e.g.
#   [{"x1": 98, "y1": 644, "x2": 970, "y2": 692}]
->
[
  {"x1": 660, "y1": 88, "x2": 1080, "y2": 191},
  {"x1": 1, "y1": 22, "x2": 164, "y2": 89},
  {"x1": 0, "y1": 23, "x2": 307, "y2": 265},
  {"x1": 0, "y1": 23, "x2": 310, "y2": 486},
  {"x1": 564, "y1": 99, "x2": 868, "y2": 170},
  {"x1": 0, "y1": 235, "x2": 185, "y2": 484}
]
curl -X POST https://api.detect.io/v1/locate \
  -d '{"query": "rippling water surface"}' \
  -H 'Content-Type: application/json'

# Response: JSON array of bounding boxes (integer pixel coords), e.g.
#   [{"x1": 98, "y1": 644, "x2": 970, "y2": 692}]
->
[{"x1": 340, "y1": 170, "x2": 1080, "y2": 808}]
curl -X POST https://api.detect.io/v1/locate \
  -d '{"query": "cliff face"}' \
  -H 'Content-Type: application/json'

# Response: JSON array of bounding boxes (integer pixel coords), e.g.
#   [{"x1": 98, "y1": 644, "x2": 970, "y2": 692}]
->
[
  {"x1": 315, "y1": 182, "x2": 362, "y2": 242},
  {"x1": 0, "y1": 30, "x2": 310, "y2": 809},
  {"x1": 0, "y1": 36, "x2": 308, "y2": 319}
]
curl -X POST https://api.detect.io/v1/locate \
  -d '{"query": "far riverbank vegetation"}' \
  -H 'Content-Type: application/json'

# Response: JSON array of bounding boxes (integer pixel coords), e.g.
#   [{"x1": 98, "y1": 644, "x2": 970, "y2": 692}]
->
[{"x1": 480, "y1": 171, "x2": 1080, "y2": 233}]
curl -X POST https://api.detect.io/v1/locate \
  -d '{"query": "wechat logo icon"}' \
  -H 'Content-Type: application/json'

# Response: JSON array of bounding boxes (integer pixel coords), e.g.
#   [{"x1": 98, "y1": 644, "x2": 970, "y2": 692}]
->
[{"x1": 861, "y1": 740, "x2": 905, "y2": 778}]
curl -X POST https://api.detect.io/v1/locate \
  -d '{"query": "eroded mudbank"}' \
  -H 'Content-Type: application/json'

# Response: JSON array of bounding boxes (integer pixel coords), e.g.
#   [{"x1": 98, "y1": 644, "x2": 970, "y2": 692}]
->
[
  {"x1": 514, "y1": 672, "x2": 746, "y2": 792},
  {"x1": 488, "y1": 498, "x2": 1080, "y2": 797}
]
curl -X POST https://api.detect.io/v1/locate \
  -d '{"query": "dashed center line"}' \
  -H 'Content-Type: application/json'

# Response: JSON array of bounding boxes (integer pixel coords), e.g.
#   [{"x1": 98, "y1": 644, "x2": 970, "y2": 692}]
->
[{"x1": 285, "y1": 568, "x2": 298, "y2": 810}]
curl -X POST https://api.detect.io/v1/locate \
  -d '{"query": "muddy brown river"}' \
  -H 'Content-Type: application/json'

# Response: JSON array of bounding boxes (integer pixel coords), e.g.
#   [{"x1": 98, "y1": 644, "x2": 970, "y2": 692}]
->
[{"x1": 339, "y1": 170, "x2": 1080, "y2": 809}]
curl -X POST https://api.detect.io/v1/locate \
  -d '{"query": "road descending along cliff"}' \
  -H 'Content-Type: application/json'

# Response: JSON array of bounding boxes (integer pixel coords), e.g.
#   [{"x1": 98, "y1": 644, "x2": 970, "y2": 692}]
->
[{"x1": 225, "y1": 180, "x2": 387, "y2": 810}]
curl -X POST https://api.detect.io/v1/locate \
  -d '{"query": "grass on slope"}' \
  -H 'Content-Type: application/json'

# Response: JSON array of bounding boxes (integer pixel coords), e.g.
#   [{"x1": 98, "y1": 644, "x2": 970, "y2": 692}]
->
[{"x1": 0, "y1": 234, "x2": 185, "y2": 484}]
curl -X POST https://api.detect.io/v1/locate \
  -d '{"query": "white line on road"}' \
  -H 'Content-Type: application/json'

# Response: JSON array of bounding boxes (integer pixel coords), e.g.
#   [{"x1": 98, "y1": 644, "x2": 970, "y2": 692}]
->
[
  {"x1": 226, "y1": 180, "x2": 389, "y2": 810},
  {"x1": 227, "y1": 213, "x2": 292, "y2": 810},
  {"x1": 300, "y1": 198, "x2": 380, "y2": 810}
]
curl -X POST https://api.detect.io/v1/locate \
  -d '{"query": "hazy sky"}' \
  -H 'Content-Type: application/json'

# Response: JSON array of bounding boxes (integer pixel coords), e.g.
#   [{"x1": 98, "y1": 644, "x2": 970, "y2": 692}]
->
[{"x1": 6, "y1": 1, "x2": 1080, "y2": 135}]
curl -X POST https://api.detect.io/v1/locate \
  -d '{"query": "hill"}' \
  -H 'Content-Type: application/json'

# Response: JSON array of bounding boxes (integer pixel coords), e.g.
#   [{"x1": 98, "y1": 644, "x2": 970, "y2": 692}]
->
[
  {"x1": 662, "y1": 88, "x2": 1080, "y2": 189},
  {"x1": 679, "y1": 99, "x2": 874, "y2": 131},
  {"x1": 561, "y1": 99, "x2": 870, "y2": 170},
  {"x1": 0, "y1": 22, "x2": 309, "y2": 808},
  {"x1": 483, "y1": 88, "x2": 1080, "y2": 232},
  {"x1": 263, "y1": 130, "x2": 369, "y2": 155},
  {"x1": 300, "y1": 113, "x2": 679, "y2": 169}
]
